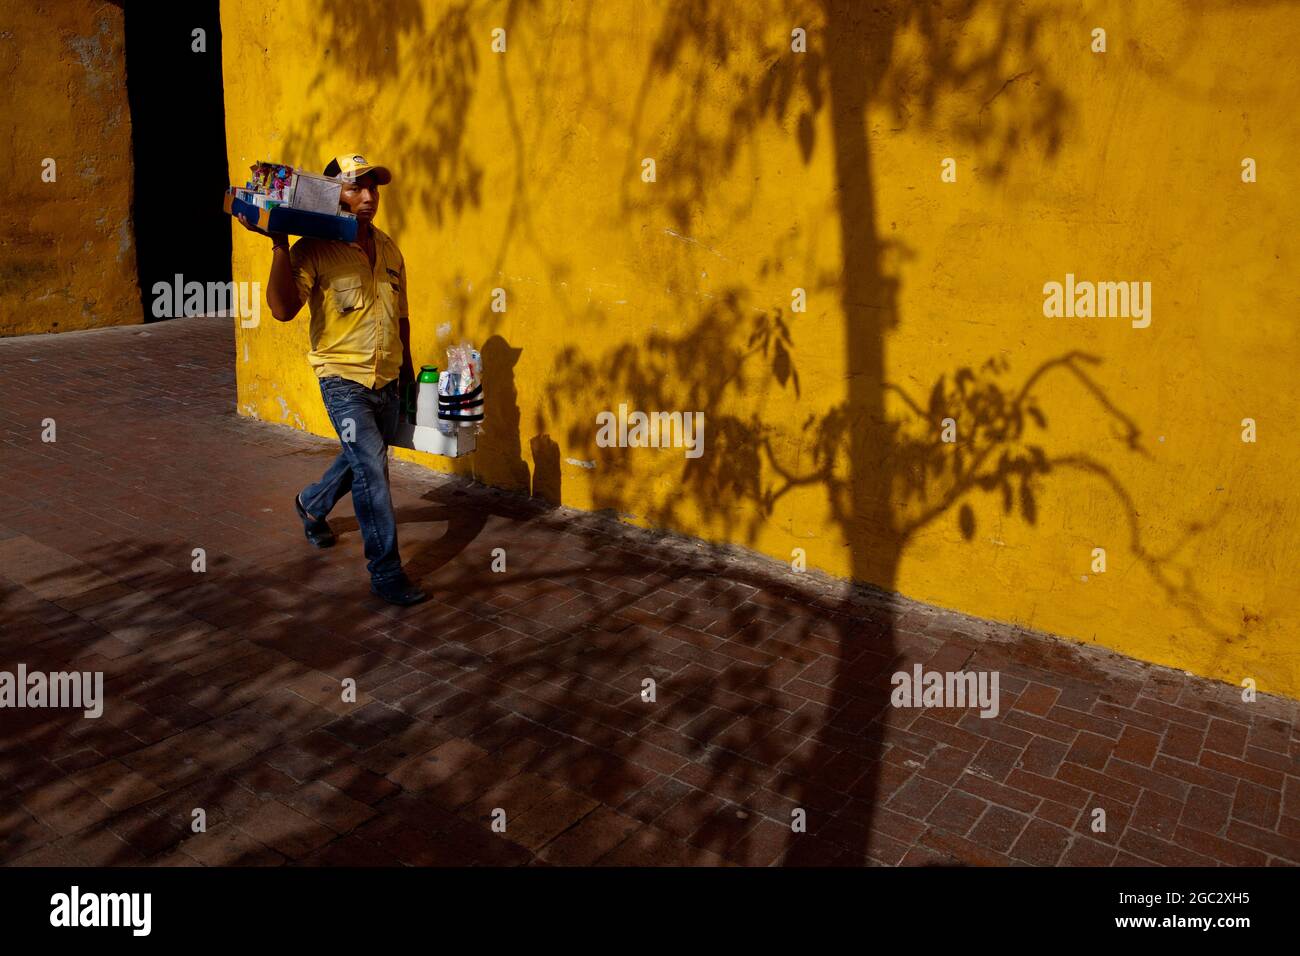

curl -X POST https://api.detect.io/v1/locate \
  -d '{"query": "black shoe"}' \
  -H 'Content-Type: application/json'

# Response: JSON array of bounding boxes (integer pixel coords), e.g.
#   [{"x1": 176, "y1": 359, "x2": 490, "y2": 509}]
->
[
  {"x1": 294, "y1": 494, "x2": 335, "y2": 548},
  {"x1": 370, "y1": 575, "x2": 428, "y2": 606}
]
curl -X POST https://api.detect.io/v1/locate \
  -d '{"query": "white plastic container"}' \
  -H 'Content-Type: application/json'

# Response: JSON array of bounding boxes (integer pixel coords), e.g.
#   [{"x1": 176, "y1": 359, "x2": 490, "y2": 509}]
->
[
  {"x1": 416, "y1": 379, "x2": 439, "y2": 427},
  {"x1": 390, "y1": 422, "x2": 477, "y2": 458}
]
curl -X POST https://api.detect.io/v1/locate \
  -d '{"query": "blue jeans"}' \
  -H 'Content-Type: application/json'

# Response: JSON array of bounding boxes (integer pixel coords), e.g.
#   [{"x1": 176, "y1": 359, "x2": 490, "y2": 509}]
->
[{"x1": 300, "y1": 375, "x2": 403, "y2": 584}]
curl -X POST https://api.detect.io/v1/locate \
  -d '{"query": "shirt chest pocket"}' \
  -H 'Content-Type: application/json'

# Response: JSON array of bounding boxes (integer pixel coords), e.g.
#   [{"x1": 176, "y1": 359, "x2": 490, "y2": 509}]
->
[{"x1": 328, "y1": 274, "x2": 365, "y2": 314}]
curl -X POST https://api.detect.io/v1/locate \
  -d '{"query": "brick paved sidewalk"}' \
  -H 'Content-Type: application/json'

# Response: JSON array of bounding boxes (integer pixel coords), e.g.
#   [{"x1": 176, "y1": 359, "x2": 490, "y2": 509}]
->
[{"x1": 1, "y1": 318, "x2": 1297, "y2": 867}]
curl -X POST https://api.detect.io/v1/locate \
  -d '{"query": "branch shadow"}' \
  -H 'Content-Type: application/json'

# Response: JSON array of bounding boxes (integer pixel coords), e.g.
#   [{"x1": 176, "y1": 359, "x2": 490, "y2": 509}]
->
[{"x1": 2, "y1": 0, "x2": 1248, "y2": 868}]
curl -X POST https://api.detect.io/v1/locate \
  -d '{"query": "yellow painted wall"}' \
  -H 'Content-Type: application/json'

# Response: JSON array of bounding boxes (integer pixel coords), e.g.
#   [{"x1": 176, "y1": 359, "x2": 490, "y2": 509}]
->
[
  {"x1": 0, "y1": 2, "x2": 140, "y2": 336},
  {"x1": 223, "y1": 0, "x2": 1300, "y2": 698}
]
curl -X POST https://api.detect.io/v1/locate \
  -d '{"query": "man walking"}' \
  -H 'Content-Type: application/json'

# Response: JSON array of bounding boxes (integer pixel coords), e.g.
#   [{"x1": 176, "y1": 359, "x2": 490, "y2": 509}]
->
[{"x1": 239, "y1": 153, "x2": 427, "y2": 606}]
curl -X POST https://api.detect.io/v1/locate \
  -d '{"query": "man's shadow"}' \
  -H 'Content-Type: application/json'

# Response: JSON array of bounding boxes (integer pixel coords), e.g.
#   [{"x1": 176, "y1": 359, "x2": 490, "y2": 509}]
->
[
  {"x1": 456, "y1": 334, "x2": 561, "y2": 508},
  {"x1": 391, "y1": 334, "x2": 560, "y2": 574},
  {"x1": 395, "y1": 498, "x2": 490, "y2": 579}
]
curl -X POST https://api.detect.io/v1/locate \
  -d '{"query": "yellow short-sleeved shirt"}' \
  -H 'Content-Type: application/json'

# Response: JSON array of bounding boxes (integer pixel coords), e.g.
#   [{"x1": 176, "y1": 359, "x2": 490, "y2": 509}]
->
[{"x1": 289, "y1": 227, "x2": 408, "y2": 388}]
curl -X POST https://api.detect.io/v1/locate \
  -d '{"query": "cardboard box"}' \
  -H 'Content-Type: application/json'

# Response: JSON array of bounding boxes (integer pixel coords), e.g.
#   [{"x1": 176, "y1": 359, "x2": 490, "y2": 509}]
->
[
  {"x1": 289, "y1": 171, "x2": 343, "y2": 215},
  {"x1": 390, "y1": 423, "x2": 477, "y2": 458},
  {"x1": 224, "y1": 189, "x2": 358, "y2": 242}
]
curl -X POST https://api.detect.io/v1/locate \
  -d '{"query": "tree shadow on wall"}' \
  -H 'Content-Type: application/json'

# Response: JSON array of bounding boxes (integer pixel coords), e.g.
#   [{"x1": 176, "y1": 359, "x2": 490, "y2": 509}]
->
[
  {"x1": 277, "y1": 0, "x2": 485, "y2": 239},
  {"x1": 550, "y1": 0, "x2": 1071, "y2": 866},
  {"x1": 259, "y1": 0, "x2": 1232, "y2": 867}
]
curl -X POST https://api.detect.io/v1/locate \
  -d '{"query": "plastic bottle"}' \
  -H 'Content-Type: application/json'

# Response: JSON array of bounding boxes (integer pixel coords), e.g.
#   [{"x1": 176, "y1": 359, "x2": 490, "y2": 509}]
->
[
  {"x1": 436, "y1": 370, "x2": 458, "y2": 435},
  {"x1": 415, "y1": 365, "x2": 439, "y2": 427}
]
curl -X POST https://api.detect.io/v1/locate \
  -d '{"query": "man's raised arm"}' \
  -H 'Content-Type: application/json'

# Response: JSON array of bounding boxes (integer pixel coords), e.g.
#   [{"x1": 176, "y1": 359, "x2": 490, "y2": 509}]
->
[{"x1": 236, "y1": 214, "x2": 302, "y2": 322}]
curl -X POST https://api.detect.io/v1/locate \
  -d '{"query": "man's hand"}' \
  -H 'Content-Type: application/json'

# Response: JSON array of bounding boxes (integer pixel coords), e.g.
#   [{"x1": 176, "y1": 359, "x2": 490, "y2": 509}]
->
[
  {"x1": 399, "y1": 317, "x2": 415, "y2": 382},
  {"x1": 236, "y1": 213, "x2": 289, "y2": 247},
  {"x1": 398, "y1": 317, "x2": 417, "y2": 421}
]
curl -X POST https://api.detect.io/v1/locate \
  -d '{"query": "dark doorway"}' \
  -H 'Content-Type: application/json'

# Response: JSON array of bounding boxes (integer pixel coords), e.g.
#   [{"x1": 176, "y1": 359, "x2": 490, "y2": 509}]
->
[{"x1": 122, "y1": 1, "x2": 230, "y2": 320}]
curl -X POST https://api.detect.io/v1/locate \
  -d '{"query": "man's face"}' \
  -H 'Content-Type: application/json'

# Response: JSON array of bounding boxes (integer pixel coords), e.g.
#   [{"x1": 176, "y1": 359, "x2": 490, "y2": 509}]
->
[{"x1": 339, "y1": 173, "x2": 380, "y2": 222}]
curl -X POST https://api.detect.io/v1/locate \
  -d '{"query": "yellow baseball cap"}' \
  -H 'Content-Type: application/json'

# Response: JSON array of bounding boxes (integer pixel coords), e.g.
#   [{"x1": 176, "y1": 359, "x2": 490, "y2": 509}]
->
[{"x1": 323, "y1": 152, "x2": 393, "y2": 185}]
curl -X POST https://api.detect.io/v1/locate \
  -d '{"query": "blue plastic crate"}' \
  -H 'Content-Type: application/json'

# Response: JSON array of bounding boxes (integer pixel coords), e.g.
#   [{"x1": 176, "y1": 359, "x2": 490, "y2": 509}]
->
[{"x1": 224, "y1": 190, "x2": 358, "y2": 242}]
